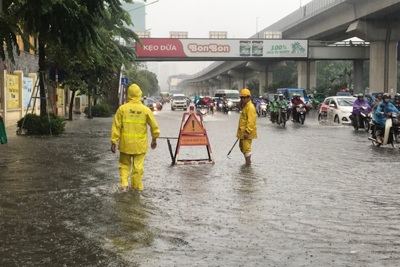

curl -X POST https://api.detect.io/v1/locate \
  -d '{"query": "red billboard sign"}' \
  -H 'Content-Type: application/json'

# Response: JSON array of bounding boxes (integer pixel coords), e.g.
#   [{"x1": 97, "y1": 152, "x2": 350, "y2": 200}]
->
[{"x1": 135, "y1": 38, "x2": 308, "y2": 60}]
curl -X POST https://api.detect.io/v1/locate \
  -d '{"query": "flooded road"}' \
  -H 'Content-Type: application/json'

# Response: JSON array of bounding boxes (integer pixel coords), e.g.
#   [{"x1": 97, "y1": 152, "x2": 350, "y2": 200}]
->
[{"x1": 1, "y1": 106, "x2": 400, "y2": 267}]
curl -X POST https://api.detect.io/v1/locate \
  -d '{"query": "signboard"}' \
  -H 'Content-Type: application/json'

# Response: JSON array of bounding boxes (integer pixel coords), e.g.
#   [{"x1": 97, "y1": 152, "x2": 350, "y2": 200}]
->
[
  {"x1": 179, "y1": 135, "x2": 209, "y2": 146},
  {"x1": 173, "y1": 112, "x2": 214, "y2": 165},
  {"x1": 181, "y1": 113, "x2": 206, "y2": 135},
  {"x1": 136, "y1": 38, "x2": 308, "y2": 59},
  {"x1": 121, "y1": 77, "x2": 128, "y2": 85},
  {"x1": 23, "y1": 77, "x2": 33, "y2": 108},
  {"x1": 6, "y1": 74, "x2": 19, "y2": 109}
]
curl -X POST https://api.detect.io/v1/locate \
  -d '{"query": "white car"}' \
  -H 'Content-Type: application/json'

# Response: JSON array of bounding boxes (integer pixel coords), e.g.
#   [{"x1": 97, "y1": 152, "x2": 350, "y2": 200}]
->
[
  {"x1": 170, "y1": 95, "x2": 188, "y2": 111},
  {"x1": 318, "y1": 96, "x2": 355, "y2": 124}
]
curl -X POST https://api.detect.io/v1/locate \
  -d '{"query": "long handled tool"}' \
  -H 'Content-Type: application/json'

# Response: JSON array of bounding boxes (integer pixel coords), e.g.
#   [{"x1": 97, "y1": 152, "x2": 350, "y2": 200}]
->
[
  {"x1": 158, "y1": 137, "x2": 178, "y2": 164},
  {"x1": 227, "y1": 138, "x2": 239, "y2": 159}
]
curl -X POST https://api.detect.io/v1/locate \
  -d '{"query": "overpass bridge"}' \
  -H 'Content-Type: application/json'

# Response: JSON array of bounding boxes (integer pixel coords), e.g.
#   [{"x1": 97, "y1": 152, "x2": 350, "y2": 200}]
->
[{"x1": 173, "y1": 0, "x2": 400, "y2": 96}]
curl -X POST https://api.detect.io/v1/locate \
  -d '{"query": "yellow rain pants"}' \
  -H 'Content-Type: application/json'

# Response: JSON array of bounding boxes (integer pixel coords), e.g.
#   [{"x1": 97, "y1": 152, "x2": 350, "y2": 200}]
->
[
  {"x1": 119, "y1": 152, "x2": 146, "y2": 190},
  {"x1": 239, "y1": 139, "x2": 252, "y2": 156}
]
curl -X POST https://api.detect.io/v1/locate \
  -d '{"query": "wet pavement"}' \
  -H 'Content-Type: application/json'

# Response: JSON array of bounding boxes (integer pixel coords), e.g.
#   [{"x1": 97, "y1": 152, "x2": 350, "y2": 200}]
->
[{"x1": 1, "y1": 107, "x2": 400, "y2": 267}]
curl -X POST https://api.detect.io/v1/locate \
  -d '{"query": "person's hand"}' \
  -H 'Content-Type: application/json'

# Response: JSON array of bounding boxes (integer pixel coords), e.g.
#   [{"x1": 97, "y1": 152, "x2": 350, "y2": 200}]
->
[
  {"x1": 244, "y1": 132, "x2": 249, "y2": 139},
  {"x1": 111, "y1": 143, "x2": 116, "y2": 153},
  {"x1": 151, "y1": 139, "x2": 157, "y2": 149}
]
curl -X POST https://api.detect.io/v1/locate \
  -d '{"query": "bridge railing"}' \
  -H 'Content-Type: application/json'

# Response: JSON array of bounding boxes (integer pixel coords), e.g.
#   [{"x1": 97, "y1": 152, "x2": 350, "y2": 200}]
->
[
  {"x1": 309, "y1": 40, "x2": 370, "y2": 47},
  {"x1": 264, "y1": 0, "x2": 346, "y2": 31}
]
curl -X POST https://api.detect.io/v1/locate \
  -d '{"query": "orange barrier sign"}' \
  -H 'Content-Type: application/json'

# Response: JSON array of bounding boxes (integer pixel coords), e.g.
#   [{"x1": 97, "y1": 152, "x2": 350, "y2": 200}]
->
[{"x1": 173, "y1": 111, "x2": 214, "y2": 165}]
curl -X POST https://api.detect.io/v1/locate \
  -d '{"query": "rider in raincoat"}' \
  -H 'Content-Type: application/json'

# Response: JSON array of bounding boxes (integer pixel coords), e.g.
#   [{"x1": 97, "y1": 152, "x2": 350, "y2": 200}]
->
[
  {"x1": 111, "y1": 84, "x2": 160, "y2": 191},
  {"x1": 351, "y1": 93, "x2": 372, "y2": 128},
  {"x1": 274, "y1": 94, "x2": 288, "y2": 121}
]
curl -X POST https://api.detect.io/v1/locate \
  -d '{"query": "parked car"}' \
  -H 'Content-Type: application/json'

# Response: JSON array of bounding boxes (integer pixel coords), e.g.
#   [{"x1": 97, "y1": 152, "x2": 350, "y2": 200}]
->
[
  {"x1": 170, "y1": 95, "x2": 188, "y2": 111},
  {"x1": 318, "y1": 96, "x2": 355, "y2": 124},
  {"x1": 143, "y1": 97, "x2": 163, "y2": 111}
]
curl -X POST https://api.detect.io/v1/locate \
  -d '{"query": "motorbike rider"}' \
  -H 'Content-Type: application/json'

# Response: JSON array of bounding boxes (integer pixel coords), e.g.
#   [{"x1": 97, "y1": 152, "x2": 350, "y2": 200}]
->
[
  {"x1": 196, "y1": 97, "x2": 207, "y2": 108},
  {"x1": 394, "y1": 93, "x2": 400, "y2": 110},
  {"x1": 374, "y1": 93, "x2": 400, "y2": 144},
  {"x1": 269, "y1": 94, "x2": 279, "y2": 122},
  {"x1": 274, "y1": 94, "x2": 288, "y2": 122},
  {"x1": 255, "y1": 96, "x2": 265, "y2": 115},
  {"x1": 291, "y1": 93, "x2": 306, "y2": 122},
  {"x1": 372, "y1": 93, "x2": 383, "y2": 114},
  {"x1": 352, "y1": 93, "x2": 372, "y2": 128}
]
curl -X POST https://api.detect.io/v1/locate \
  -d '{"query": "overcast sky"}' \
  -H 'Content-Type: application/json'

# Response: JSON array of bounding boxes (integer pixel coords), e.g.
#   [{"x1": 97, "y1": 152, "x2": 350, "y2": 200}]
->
[
  {"x1": 145, "y1": 0, "x2": 313, "y2": 38},
  {"x1": 142, "y1": 0, "x2": 314, "y2": 90}
]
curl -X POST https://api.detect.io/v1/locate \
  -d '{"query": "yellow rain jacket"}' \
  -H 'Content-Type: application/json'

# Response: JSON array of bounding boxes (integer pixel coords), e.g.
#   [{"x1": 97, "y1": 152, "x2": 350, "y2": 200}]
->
[
  {"x1": 236, "y1": 101, "x2": 257, "y2": 139},
  {"x1": 111, "y1": 84, "x2": 160, "y2": 154}
]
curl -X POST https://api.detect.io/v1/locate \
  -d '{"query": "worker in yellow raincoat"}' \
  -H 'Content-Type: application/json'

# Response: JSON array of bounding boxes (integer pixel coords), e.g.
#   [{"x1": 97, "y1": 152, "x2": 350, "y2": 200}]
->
[
  {"x1": 236, "y1": 88, "x2": 257, "y2": 165},
  {"x1": 111, "y1": 84, "x2": 160, "y2": 192}
]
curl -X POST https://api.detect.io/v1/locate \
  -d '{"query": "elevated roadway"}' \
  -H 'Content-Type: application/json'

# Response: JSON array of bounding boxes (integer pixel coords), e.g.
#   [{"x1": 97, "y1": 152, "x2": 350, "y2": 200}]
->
[{"x1": 179, "y1": 0, "x2": 400, "y2": 96}]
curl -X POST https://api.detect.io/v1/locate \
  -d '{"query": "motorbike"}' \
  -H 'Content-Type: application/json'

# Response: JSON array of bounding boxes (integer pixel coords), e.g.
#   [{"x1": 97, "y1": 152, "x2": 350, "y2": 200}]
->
[
  {"x1": 293, "y1": 104, "x2": 307, "y2": 124},
  {"x1": 257, "y1": 102, "x2": 267, "y2": 117},
  {"x1": 196, "y1": 104, "x2": 208, "y2": 115},
  {"x1": 368, "y1": 112, "x2": 400, "y2": 147},
  {"x1": 277, "y1": 106, "x2": 288, "y2": 127},
  {"x1": 219, "y1": 101, "x2": 230, "y2": 114},
  {"x1": 350, "y1": 106, "x2": 372, "y2": 132}
]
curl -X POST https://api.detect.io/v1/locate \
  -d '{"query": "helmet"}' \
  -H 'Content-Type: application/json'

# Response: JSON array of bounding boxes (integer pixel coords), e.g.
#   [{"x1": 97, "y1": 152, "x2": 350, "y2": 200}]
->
[
  {"x1": 297, "y1": 93, "x2": 301, "y2": 97},
  {"x1": 383, "y1": 93, "x2": 391, "y2": 99},
  {"x1": 240, "y1": 88, "x2": 251, "y2": 97},
  {"x1": 357, "y1": 93, "x2": 364, "y2": 98},
  {"x1": 377, "y1": 94, "x2": 382, "y2": 98},
  {"x1": 292, "y1": 93, "x2": 297, "y2": 97},
  {"x1": 278, "y1": 94, "x2": 284, "y2": 97},
  {"x1": 259, "y1": 96, "x2": 263, "y2": 99}
]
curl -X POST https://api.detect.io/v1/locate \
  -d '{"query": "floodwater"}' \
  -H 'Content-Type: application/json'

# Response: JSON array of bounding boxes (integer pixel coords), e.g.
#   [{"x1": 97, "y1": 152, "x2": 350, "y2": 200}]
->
[{"x1": 1, "y1": 106, "x2": 400, "y2": 267}]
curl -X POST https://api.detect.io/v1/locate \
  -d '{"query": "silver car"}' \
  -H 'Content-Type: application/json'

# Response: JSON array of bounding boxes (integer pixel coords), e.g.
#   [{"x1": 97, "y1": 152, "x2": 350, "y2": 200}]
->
[{"x1": 171, "y1": 96, "x2": 188, "y2": 111}]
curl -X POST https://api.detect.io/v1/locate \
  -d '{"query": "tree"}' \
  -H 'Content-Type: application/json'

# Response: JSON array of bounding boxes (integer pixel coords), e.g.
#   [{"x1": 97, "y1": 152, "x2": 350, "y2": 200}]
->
[
  {"x1": 125, "y1": 66, "x2": 159, "y2": 97},
  {"x1": 0, "y1": 0, "x2": 29, "y2": 64},
  {"x1": 8, "y1": 0, "x2": 139, "y2": 117},
  {"x1": 316, "y1": 60, "x2": 353, "y2": 95}
]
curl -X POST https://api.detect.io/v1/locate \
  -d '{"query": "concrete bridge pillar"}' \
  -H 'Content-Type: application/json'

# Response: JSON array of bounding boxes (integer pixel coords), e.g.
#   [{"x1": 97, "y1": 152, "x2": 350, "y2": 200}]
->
[
  {"x1": 353, "y1": 60, "x2": 364, "y2": 94},
  {"x1": 297, "y1": 60, "x2": 316, "y2": 92},
  {"x1": 216, "y1": 74, "x2": 232, "y2": 88},
  {"x1": 369, "y1": 41, "x2": 397, "y2": 93},
  {"x1": 347, "y1": 20, "x2": 400, "y2": 93}
]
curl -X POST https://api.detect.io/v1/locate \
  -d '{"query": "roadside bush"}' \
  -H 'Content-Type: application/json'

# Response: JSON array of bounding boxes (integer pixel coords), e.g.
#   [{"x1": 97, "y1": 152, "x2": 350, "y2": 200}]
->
[
  {"x1": 17, "y1": 113, "x2": 66, "y2": 135},
  {"x1": 84, "y1": 104, "x2": 111, "y2": 117}
]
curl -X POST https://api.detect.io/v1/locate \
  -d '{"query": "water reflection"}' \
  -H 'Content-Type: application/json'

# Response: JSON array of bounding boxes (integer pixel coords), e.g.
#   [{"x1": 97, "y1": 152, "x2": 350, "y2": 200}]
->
[{"x1": 111, "y1": 191, "x2": 153, "y2": 252}]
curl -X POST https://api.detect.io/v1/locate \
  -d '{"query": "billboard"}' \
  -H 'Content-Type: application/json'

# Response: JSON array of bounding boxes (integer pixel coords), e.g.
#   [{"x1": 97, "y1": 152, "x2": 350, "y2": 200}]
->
[
  {"x1": 23, "y1": 77, "x2": 33, "y2": 108},
  {"x1": 6, "y1": 74, "x2": 19, "y2": 109},
  {"x1": 136, "y1": 38, "x2": 308, "y2": 59}
]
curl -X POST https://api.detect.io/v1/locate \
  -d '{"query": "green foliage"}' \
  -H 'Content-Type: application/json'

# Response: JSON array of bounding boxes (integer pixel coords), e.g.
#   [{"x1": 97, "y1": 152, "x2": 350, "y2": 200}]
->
[
  {"x1": 17, "y1": 113, "x2": 66, "y2": 135},
  {"x1": 315, "y1": 61, "x2": 353, "y2": 96},
  {"x1": 125, "y1": 66, "x2": 160, "y2": 96},
  {"x1": 84, "y1": 104, "x2": 112, "y2": 117},
  {"x1": 245, "y1": 77, "x2": 260, "y2": 96}
]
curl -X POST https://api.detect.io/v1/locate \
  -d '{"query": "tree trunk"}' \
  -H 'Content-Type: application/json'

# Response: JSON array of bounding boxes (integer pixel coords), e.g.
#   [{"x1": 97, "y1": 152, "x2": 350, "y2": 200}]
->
[
  {"x1": 68, "y1": 90, "x2": 76, "y2": 121},
  {"x1": 93, "y1": 86, "x2": 98, "y2": 105},
  {"x1": 87, "y1": 89, "x2": 92, "y2": 119},
  {"x1": 38, "y1": 34, "x2": 47, "y2": 117}
]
